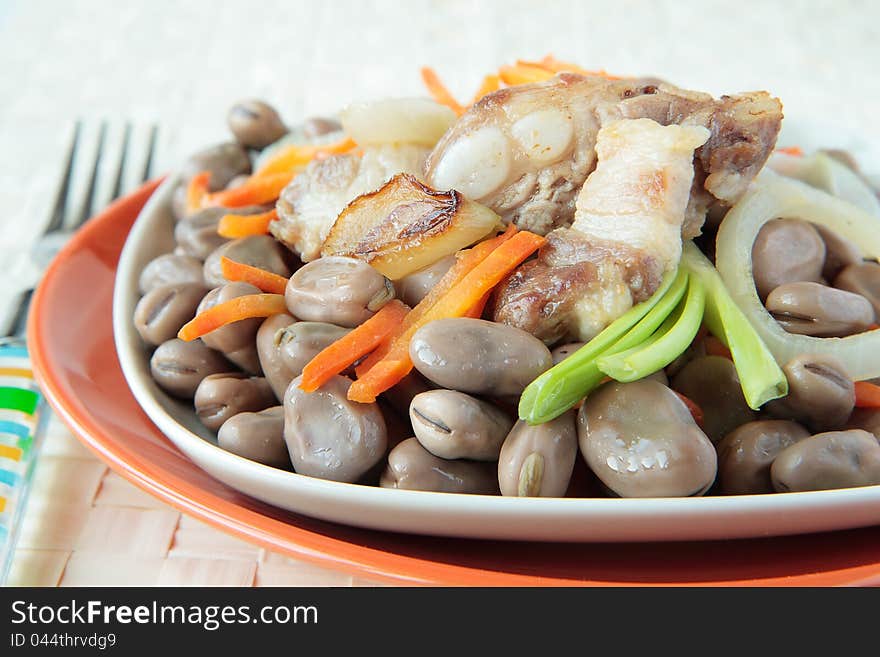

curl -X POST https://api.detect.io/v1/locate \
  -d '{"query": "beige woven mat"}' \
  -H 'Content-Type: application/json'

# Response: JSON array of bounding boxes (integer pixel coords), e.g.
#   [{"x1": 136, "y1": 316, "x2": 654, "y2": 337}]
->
[{"x1": 8, "y1": 414, "x2": 387, "y2": 587}]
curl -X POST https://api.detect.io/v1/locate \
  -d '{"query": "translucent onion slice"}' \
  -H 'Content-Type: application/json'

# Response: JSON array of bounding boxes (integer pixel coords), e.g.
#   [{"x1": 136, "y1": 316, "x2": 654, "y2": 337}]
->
[
  {"x1": 768, "y1": 151, "x2": 880, "y2": 216},
  {"x1": 340, "y1": 98, "x2": 456, "y2": 147},
  {"x1": 716, "y1": 169, "x2": 880, "y2": 381}
]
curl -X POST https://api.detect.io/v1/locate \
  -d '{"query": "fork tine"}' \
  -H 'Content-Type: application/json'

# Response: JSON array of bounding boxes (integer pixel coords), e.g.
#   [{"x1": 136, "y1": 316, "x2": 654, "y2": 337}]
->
[
  {"x1": 109, "y1": 122, "x2": 132, "y2": 202},
  {"x1": 73, "y1": 121, "x2": 108, "y2": 228},
  {"x1": 7, "y1": 289, "x2": 33, "y2": 339},
  {"x1": 140, "y1": 123, "x2": 159, "y2": 184},
  {"x1": 42, "y1": 120, "x2": 81, "y2": 237}
]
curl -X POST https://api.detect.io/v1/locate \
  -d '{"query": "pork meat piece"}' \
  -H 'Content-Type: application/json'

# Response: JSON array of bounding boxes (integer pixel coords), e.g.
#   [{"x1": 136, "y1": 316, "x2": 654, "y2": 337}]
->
[
  {"x1": 426, "y1": 73, "x2": 782, "y2": 238},
  {"x1": 493, "y1": 118, "x2": 709, "y2": 344}
]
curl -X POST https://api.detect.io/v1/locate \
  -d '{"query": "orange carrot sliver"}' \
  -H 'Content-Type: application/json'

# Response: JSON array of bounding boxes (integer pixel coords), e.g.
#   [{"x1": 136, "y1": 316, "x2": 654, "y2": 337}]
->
[
  {"x1": 348, "y1": 230, "x2": 545, "y2": 402},
  {"x1": 218, "y1": 208, "x2": 278, "y2": 239},
  {"x1": 464, "y1": 291, "x2": 491, "y2": 319},
  {"x1": 523, "y1": 55, "x2": 623, "y2": 80},
  {"x1": 204, "y1": 172, "x2": 294, "y2": 208},
  {"x1": 178, "y1": 294, "x2": 287, "y2": 341},
  {"x1": 256, "y1": 136, "x2": 357, "y2": 177},
  {"x1": 420, "y1": 67, "x2": 465, "y2": 115},
  {"x1": 470, "y1": 74, "x2": 501, "y2": 104},
  {"x1": 220, "y1": 256, "x2": 289, "y2": 295},
  {"x1": 776, "y1": 146, "x2": 804, "y2": 157},
  {"x1": 674, "y1": 391, "x2": 705, "y2": 428},
  {"x1": 186, "y1": 171, "x2": 211, "y2": 214},
  {"x1": 498, "y1": 64, "x2": 555, "y2": 86},
  {"x1": 300, "y1": 300, "x2": 410, "y2": 393},
  {"x1": 854, "y1": 381, "x2": 880, "y2": 408}
]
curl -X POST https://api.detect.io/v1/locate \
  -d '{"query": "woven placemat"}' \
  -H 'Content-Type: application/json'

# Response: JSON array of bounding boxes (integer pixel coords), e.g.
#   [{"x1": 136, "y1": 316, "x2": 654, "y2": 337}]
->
[{"x1": 7, "y1": 414, "x2": 386, "y2": 586}]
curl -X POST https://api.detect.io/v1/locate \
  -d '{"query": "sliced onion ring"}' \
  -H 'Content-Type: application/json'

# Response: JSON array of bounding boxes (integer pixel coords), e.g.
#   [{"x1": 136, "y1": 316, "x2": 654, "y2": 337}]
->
[
  {"x1": 716, "y1": 169, "x2": 880, "y2": 381},
  {"x1": 768, "y1": 151, "x2": 880, "y2": 216}
]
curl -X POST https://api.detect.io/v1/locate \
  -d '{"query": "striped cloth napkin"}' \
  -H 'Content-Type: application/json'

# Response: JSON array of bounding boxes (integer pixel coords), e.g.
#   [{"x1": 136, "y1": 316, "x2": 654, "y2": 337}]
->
[{"x1": 0, "y1": 339, "x2": 47, "y2": 583}]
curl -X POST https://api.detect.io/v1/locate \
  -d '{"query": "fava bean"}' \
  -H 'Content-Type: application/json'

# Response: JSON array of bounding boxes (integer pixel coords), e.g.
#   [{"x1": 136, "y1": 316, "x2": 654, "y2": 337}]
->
[
  {"x1": 380, "y1": 438, "x2": 499, "y2": 494},
  {"x1": 284, "y1": 375, "x2": 387, "y2": 482},
  {"x1": 771, "y1": 430, "x2": 880, "y2": 492},
  {"x1": 578, "y1": 380, "x2": 717, "y2": 497},
  {"x1": 410, "y1": 318, "x2": 552, "y2": 397},
  {"x1": 409, "y1": 390, "x2": 513, "y2": 461}
]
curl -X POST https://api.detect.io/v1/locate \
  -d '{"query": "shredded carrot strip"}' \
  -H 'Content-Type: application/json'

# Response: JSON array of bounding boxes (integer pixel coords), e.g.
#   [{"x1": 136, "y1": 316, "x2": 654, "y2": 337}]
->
[
  {"x1": 299, "y1": 300, "x2": 410, "y2": 393},
  {"x1": 470, "y1": 74, "x2": 501, "y2": 104},
  {"x1": 464, "y1": 291, "x2": 491, "y2": 319},
  {"x1": 854, "y1": 381, "x2": 880, "y2": 408},
  {"x1": 520, "y1": 55, "x2": 623, "y2": 80},
  {"x1": 348, "y1": 230, "x2": 545, "y2": 402},
  {"x1": 704, "y1": 335, "x2": 732, "y2": 360},
  {"x1": 186, "y1": 171, "x2": 211, "y2": 214},
  {"x1": 217, "y1": 208, "x2": 278, "y2": 239},
  {"x1": 204, "y1": 172, "x2": 294, "y2": 208},
  {"x1": 674, "y1": 391, "x2": 705, "y2": 428},
  {"x1": 775, "y1": 146, "x2": 804, "y2": 157},
  {"x1": 219, "y1": 256, "x2": 289, "y2": 295},
  {"x1": 420, "y1": 67, "x2": 465, "y2": 115},
  {"x1": 498, "y1": 64, "x2": 555, "y2": 86},
  {"x1": 178, "y1": 294, "x2": 287, "y2": 341},
  {"x1": 256, "y1": 136, "x2": 357, "y2": 177}
]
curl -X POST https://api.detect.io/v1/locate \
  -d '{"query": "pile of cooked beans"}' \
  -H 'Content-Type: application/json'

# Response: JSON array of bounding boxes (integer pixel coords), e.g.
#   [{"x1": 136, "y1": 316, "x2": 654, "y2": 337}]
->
[
  {"x1": 753, "y1": 217, "x2": 880, "y2": 338},
  {"x1": 134, "y1": 98, "x2": 880, "y2": 499}
]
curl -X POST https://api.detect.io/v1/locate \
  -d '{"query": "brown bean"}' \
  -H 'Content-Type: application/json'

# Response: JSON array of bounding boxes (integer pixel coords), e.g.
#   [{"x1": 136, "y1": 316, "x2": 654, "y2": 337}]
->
[
  {"x1": 180, "y1": 142, "x2": 251, "y2": 192},
  {"x1": 203, "y1": 235, "x2": 295, "y2": 288},
  {"x1": 396, "y1": 255, "x2": 455, "y2": 307},
  {"x1": 285, "y1": 256, "x2": 394, "y2": 327},
  {"x1": 194, "y1": 374, "x2": 276, "y2": 432},
  {"x1": 716, "y1": 420, "x2": 810, "y2": 494},
  {"x1": 134, "y1": 282, "x2": 207, "y2": 346},
  {"x1": 551, "y1": 342, "x2": 585, "y2": 365},
  {"x1": 381, "y1": 372, "x2": 434, "y2": 418},
  {"x1": 813, "y1": 224, "x2": 863, "y2": 281},
  {"x1": 751, "y1": 218, "x2": 825, "y2": 300},
  {"x1": 380, "y1": 438, "x2": 499, "y2": 494},
  {"x1": 255, "y1": 314, "x2": 296, "y2": 401},
  {"x1": 834, "y1": 262, "x2": 880, "y2": 317},
  {"x1": 174, "y1": 205, "x2": 268, "y2": 260},
  {"x1": 139, "y1": 253, "x2": 204, "y2": 294},
  {"x1": 196, "y1": 283, "x2": 263, "y2": 374},
  {"x1": 671, "y1": 356, "x2": 756, "y2": 443},
  {"x1": 765, "y1": 281, "x2": 874, "y2": 338},
  {"x1": 410, "y1": 318, "x2": 552, "y2": 397},
  {"x1": 409, "y1": 390, "x2": 513, "y2": 461},
  {"x1": 284, "y1": 375, "x2": 387, "y2": 483},
  {"x1": 256, "y1": 316, "x2": 351, "y2": 402},
  {"x1": 227, "y1": 100, "x2": 288, "y2": 149},
  {"x1": 149, "y1": 338, "x2": 232, "y2": 399},
  {"x1": 771, "y1": 430, "x2": 880, "y2": 492},
  {"x1": 217, "y1": 407, "x2": 290, "y2": 469},
  {"x1": 847, "y1": 407, "x2": 880, "y2": 437},
  {"x1": 766, "y1": 354, "x2": 855, "y2": 432},
  {"x1": 498, "y1": 412, "x2": 578, "y2": 497},
  {"x1": 578, "y1": 380, "x2": 717, "y2": 497}
]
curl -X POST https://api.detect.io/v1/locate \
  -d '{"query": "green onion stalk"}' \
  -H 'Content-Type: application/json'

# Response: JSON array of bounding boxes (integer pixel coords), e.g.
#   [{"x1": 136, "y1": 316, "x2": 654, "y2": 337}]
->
[{"x1": 518, "y1": 241, "x2": 787, "y2": 425}]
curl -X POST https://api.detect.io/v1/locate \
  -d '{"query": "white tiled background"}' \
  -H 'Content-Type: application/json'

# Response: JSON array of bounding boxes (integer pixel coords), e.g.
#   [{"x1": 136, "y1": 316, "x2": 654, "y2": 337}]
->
[{"x1": 2, "y1": 0, "x2": 878, "y2": 585}]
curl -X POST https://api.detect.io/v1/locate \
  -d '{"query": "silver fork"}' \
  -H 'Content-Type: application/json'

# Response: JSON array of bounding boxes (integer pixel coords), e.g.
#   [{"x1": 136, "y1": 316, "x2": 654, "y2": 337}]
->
[
  {"x1": 1, "y1": 120, "x2": 159, "y2": 338},
  {"x1": 0, "y1": 119, "x2": 159, "y2": 584}
]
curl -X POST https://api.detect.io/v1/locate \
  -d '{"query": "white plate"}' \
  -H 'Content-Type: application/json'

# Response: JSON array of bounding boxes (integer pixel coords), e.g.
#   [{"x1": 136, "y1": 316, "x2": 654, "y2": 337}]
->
[{"x1": 113, "y1": 142, "x2": 880, "y2": 543}]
